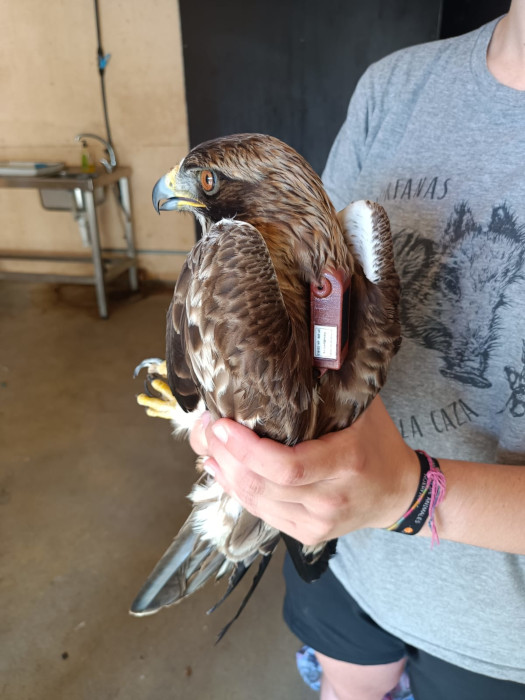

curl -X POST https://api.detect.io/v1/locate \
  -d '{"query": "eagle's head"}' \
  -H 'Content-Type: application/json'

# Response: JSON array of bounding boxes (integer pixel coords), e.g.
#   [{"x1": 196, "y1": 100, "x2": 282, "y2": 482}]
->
[{"x1": 152, "y1": 133, "x2": 350, "y2": 275}]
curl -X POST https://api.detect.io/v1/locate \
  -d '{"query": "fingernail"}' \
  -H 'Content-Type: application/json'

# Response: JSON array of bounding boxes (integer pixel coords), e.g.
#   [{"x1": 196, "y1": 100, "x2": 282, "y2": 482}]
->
[
  {"x1": 201, "y1": 411, "x2": 211, "y2": 429},
  {"x1": 212, "y1": 423, "x2": 228, "y2": 445},
  {"x1": 202, "y1": 457, "x2": 215, "y2": 477}
]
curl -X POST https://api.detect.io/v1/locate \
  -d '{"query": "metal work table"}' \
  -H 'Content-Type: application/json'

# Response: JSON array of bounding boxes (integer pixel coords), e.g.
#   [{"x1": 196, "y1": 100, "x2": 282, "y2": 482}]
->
[{"x1": 0, "y1": 166, "x2": 138, "y2": 318}]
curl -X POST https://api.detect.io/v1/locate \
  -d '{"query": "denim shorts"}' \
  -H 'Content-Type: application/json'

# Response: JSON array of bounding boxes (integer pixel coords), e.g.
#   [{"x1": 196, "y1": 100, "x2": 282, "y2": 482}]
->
[{"x1": 282, "y1": 554, "x2": 525, "y2": 700}]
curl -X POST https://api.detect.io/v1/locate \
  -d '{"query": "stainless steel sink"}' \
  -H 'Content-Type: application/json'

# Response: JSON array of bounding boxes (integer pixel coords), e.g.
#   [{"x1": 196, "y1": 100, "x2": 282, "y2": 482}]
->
[{"x1": 39, "y1": 170, "x2": 106, "y2": 211}]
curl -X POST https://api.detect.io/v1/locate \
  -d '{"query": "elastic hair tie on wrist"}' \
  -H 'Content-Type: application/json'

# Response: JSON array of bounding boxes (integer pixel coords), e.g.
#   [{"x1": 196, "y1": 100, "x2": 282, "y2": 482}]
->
[{"x1": 385, "y1": 450, "x2": 446, "y2": 547}]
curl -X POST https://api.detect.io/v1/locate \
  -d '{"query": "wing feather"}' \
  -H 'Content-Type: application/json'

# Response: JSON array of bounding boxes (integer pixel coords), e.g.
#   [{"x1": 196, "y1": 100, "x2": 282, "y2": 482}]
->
[
  {"x1": 166, "y1": 263, "x2": 201, "y2": 413},
  {"x1": 338, "y1": 200, "x2": 396, "y2": 285},
  {"x1": 166, "y1": 219, "x2": 314, "y2": 445},
  {"x1": 322, "y1": 200, "x2": 400, "y2": 426}
]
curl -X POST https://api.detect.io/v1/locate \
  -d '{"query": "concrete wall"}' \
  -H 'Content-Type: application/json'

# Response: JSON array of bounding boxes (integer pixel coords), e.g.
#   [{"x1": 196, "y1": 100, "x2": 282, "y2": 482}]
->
[{"x1": 0, "y1": 0, "x2": 193, "y2": 281}]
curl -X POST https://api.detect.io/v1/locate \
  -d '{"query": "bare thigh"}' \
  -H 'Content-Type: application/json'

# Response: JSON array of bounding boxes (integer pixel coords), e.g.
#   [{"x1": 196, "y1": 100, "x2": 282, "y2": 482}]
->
[{"x1": 316, "y1": 650, "x2": 406, "y2": 700}]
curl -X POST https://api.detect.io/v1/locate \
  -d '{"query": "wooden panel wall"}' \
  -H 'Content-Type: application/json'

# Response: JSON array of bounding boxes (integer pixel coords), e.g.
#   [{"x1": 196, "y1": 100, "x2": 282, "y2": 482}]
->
[{"x1": 0, "y1": 0, "x2": 193, "y2": 281}]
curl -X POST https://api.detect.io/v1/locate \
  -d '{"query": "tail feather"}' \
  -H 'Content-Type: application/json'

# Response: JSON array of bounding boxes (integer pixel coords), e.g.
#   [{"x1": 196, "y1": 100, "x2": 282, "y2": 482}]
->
[
  {"x1": 185, "y1": 549, "x2": 231, "y2": 598},
  {"x1": 129, "y1": 478, "x2": 336, "y2": 637},
  {"x1": 206, "y1": 549, "x2": 262, "y2": 616},
  {"x1": 215, "y1": 551, "x2": 275, "y2": 644},
  {"x1": 184, "y1": 538, "x2": 224, "y2": 581},
  {"x1": 130, "y1": 518, "x2": 223, "y2": 615}
]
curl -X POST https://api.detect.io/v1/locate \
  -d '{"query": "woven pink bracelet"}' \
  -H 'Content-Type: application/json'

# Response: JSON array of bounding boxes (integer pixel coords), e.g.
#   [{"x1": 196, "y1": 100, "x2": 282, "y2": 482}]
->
[{"x1": 385, "y1": 450, "x2": 446, "y2": 547}]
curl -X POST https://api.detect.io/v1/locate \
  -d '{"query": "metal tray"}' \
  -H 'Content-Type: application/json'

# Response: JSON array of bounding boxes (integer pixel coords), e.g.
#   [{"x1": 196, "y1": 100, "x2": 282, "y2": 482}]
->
[{"x1": 0, "y1": 161, "x2": 65, "y2": 177}]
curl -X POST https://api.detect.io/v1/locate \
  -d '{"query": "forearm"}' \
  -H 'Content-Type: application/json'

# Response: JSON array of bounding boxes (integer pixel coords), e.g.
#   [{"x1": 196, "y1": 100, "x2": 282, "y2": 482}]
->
[
  {"x1": 417, "y1": 457, "x2": 525, "y2": 555},
  {"x1": 191, "y1": 401, "x2": 525, "y2": 556}
]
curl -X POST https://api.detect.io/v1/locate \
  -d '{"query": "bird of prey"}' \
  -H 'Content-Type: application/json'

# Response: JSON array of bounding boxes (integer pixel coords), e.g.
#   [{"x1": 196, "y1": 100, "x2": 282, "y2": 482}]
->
[{"x1": 131, "y1": 133, "x2": 400, "y2": 636}]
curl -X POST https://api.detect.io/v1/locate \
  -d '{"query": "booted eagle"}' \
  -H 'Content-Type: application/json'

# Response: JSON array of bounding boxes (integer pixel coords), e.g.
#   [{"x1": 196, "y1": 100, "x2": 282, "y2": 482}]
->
[{"x1": 131, "y1": 134, "x2": 400, "y2": 636}]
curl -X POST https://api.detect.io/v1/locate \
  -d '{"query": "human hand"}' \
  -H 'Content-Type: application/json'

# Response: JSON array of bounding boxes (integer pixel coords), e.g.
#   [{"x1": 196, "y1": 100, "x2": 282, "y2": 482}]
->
[{"x1": 189, "y1": 396, "x2": 420, "y2": 545}]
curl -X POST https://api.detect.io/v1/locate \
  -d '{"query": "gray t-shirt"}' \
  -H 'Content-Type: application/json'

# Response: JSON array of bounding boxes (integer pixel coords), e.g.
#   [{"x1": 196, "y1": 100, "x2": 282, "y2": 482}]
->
[{"x1": 323, "y1": 18, "x2": 525, "y2": 682}]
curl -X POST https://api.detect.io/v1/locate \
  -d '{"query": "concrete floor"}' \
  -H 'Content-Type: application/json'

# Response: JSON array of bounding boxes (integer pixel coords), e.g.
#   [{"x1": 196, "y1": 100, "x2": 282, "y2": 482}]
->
[{"x1": 0, "y1": 281, "x2": 316, "y2": 700}]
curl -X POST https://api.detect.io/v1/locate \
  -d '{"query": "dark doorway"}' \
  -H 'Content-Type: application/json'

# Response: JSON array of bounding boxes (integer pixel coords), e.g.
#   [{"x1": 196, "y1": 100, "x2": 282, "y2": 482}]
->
[
  {"x1": 439, "y1": 0, "x2": 510, "y2": 39},
  {"x1": 179, "y1": 0, "x2": 441, "y2": 176}
]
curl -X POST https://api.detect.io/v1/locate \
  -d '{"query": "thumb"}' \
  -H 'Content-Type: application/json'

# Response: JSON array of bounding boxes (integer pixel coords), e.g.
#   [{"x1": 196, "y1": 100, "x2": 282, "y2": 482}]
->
[{"x1": 189, "y1": 411, "x2": 212, "y2": 455}]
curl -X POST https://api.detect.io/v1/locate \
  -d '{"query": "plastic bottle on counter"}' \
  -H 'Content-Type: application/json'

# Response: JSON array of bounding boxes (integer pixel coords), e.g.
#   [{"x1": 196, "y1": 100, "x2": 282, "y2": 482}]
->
[{"x1": 80, "y1": 140, "x2": 95, "y2": 173}]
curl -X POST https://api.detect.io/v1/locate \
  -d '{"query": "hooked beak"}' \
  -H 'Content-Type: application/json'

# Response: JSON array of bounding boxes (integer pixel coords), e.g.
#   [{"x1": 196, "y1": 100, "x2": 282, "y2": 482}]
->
[{"x1": 152, "y1": 166, "x2": 207, "y2": 213}]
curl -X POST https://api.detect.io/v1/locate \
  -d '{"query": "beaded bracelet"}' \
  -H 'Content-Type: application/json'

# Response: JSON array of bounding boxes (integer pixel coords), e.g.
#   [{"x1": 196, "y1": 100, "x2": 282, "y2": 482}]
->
[{"x1": 385, "y1": 450, "x2": 446, "y2": 547}]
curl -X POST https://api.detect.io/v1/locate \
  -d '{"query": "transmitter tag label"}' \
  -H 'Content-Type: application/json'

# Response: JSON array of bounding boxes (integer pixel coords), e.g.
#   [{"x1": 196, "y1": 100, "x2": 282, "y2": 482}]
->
[{"x1": 313, "y1": 325, "x2": 337, "y2": 360}]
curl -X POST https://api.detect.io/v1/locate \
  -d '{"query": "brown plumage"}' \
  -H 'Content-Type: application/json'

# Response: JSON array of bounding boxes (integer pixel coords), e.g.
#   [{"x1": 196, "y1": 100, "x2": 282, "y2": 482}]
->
[{"x1": 131, "y1": 134, "x2": 400, "y2": 634}]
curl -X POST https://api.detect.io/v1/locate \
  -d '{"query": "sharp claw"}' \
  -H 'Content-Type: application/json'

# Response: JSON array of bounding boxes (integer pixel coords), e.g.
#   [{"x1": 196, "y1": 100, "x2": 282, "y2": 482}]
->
[
  {"x1": 143, "y1": 377, "x2": 173, "y2": 400},
  {"x1": 135, "y1": 360, "x2": 174, "y2": 421},
  {"x1": 144, "y1": 378, "x2": 156, "y2": 397},
  {"x1": 133, "y1": 357, "x2": 165, "y2": 378}
]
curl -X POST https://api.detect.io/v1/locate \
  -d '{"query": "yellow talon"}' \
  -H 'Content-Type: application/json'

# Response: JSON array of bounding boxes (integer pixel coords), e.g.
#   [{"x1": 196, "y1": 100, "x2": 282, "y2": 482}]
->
[
  {"x1": 134, "y1": 358, "x2": 175, "y2": 420},
  {"x1": 137, "y1": 389, "x2": 178, "y2": 420},
  {"x1": 137, "y1": 393, "x2": 176, "y2": 410},
  {"x1": 150, "y1": 379, "x2": 174, "y2": 401},
  {"x1": 145, "y1": 407, "x2": 174, "y2": 420}
]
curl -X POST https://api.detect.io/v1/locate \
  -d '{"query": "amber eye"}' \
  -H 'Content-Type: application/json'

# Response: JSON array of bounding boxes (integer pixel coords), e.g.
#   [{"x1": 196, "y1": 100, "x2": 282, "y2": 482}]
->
[{"x1": 200, "y1": 169, "x2": 218, "y2": 194}]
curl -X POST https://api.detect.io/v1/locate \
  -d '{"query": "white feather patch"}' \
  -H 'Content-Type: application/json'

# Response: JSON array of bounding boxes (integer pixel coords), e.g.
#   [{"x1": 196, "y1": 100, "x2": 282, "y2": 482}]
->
[
  {"x1": 238, "y1": 416, "x2": 259, "y2": 429},
  {"x1": 190, "y1": 479, "x2": 242, "y2": 548},
  {"x1": 170, "y1": 399, "x2": 205, "y2": 439},
  {"x1": 219, "y1": 218, "x2": 253, "y2": 228},
  {"x1": 338, "y1": 200, "x2": 381, "y2": 284}
]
